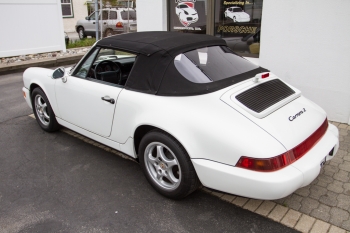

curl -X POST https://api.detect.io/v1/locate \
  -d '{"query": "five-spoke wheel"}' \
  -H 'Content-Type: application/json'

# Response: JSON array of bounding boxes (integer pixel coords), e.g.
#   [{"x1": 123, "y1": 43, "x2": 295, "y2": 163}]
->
[
  {"x1": 139, "y1": 130, "x2": 200, "y2": 199},
  {"x1": 144, "y1": 142, "x2": 181, "y2": 190},
  {"x1": 34, "y1": 94, "x2": 50, "y2": 126},
  {"x1": 31, "y1": 88, "x2": 60, "y2": 132}
]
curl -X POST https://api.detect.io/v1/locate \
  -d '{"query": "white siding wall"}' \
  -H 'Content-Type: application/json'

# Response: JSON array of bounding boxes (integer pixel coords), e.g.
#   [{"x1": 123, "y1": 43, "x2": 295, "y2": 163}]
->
[
  {"x1": 259, "y1": 0, "x2": 350, "y2": 124},
  {"x1": 0, "y1": 0, "x2": 66, "y2": 57},
  {"x1": 63, "y1": 0, "x2": 88, "y2": 32},
  {"x1": 137, "y1": 0, "x2": 167, "y2": 31}
]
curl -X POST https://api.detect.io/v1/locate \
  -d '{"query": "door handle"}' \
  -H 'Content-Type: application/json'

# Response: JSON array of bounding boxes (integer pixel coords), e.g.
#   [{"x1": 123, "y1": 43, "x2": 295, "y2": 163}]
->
[
  {"x1": 101, "y1": 96, "x2": 115, "y2": 104},
  {"x1": 93, "y1": 22, "x2": 95, "y2": 24}
]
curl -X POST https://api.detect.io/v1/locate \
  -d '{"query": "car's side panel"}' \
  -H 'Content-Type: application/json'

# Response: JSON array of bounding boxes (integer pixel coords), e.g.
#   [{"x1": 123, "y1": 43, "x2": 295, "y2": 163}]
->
[
  {"x1": 110, "y1": 88, "x2": 287, "y2": 166},
  {"x1": 55, "y1": 77, "x2": 121, "y2": 137},
  {"x1": 56, "y1": 117, "x2": 122, "y2": 152}
]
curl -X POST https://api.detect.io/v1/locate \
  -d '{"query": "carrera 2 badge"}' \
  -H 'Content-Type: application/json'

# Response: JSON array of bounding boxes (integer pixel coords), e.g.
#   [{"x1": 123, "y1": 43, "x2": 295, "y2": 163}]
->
[{"x1": 289, "y1": 108, "x2": 306, "y2": 121}]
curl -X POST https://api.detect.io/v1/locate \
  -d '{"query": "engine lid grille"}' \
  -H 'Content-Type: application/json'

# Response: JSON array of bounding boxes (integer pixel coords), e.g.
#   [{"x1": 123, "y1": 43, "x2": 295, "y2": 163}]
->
[{"x1": 235, "y1": 79, "x2": 295, "y2": 113}]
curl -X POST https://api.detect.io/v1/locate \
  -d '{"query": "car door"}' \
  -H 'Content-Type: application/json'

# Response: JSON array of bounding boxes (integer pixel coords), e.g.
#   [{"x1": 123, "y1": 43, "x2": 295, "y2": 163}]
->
[
  {"x1": 54, "y1": 48, "x2": 121, "y2": 137},
  {"x1": 85, "y1": 11, "x2": 98, "y2": 34}
]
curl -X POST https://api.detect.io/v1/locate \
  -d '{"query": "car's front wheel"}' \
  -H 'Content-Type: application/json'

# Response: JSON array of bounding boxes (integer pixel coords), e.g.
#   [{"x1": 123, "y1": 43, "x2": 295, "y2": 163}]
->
[
  {"x1": 233, "y1": 16, "x2": 237, "y2": 22},
  {"x1": 139, "y1": 130, "x2": 200, "y2": 199},
  {"x1": 78, "y1": 27, "x2": 86, "y2": 39},
  {"x1": 31, "y1": 88, "x2": 60, "y2": 132}
]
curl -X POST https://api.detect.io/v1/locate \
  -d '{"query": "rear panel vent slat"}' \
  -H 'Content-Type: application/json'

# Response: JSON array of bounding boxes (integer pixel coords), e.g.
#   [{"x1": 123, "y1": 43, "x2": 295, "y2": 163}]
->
[{"x1": 235, "y1": 79, "x2": 295, "y2": 113}]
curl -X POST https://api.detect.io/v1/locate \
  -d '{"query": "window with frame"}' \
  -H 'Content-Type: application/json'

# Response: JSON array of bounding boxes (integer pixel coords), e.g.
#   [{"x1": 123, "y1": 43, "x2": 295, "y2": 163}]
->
[
  {"x1": 74, "y1": 47, "x2": 137, "y2": 86},
  {"x1": 61, "y1": 0, "x2": 73, "y2": 18}
]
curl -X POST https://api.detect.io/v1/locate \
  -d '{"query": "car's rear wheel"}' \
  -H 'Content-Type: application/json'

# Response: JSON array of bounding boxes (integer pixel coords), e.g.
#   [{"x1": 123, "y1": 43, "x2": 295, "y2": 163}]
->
[
  {"x1": 31, "y1": 88, "x2": 60, "y2": 132},
  {"x1": 78, "y1": 27, "x2": 86, "y2": 39},
  {"x1": 139, "y1": 130, "x2": 200, "y2": 199}
]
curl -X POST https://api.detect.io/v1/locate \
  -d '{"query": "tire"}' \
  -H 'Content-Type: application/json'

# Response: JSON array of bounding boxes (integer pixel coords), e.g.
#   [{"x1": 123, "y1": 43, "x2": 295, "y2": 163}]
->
[
  {"x1": 233, "y1": 16, "x2": 237, "y2": 22},
  {"x1": 139, "y1": 130, "x2": 200, "y2": 199},
  {"x1": 31, "y1": 88, "x2": 60, "y2": 132},
  {"x1": 78, "y1": 27, "x2": 86, "y2": 40},
  {"x1": 104, "y1": 28, "x2": 113, "y2": 37}
]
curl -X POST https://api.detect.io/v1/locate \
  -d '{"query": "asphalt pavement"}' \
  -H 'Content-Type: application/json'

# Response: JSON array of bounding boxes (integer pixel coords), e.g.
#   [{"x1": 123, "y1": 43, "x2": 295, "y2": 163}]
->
[{"x1": 0, "y1": 71, "x2": 299, "y2": 232}]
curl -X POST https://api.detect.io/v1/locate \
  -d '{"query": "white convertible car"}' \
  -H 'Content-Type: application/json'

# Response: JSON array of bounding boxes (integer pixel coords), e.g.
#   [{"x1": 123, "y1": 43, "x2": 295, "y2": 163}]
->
[
  {"x1": 22, "y1": 32, "x2": 339, "y2": 200},
  {"x1": 175, "y1": 3, "x2": 198, "y2": 26},
  {"x1": 225, "y1": 7, "x2": 250, "y2": 23}
]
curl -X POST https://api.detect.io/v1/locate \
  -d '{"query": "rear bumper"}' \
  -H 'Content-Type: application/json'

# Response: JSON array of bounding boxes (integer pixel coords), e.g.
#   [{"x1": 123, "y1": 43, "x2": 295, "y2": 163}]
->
[{"x1": 192, "y1": 123, "x2": 339, "y2": 200}]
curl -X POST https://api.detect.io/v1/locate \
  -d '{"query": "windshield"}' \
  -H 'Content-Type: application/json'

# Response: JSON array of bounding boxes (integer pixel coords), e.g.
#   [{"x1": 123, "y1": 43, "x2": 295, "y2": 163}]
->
[{"x1": 174, "y1": 46, "x2": 258, "y2": 83}]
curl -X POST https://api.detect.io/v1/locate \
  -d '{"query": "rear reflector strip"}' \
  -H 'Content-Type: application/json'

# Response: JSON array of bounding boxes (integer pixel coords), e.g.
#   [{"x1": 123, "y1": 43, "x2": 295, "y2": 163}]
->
[{"x1": 236, "y1": 118, "x2": 329, "y2": 172}]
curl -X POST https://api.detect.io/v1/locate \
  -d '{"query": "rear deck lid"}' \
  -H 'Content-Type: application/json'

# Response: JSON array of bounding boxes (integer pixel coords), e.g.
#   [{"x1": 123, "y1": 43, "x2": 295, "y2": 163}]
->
[{"x1": 221, "y1": 73, "x2": 327, "y2": 150}]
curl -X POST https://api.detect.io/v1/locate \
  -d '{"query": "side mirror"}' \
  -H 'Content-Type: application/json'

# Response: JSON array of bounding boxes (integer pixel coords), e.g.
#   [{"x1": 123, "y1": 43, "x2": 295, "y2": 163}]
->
[
  {"x1": 52, "y1": 67, "x2": 65, "y2": 79},
  {"x1": 85, "y1": 16, "x2": 90, "y2": 20}
]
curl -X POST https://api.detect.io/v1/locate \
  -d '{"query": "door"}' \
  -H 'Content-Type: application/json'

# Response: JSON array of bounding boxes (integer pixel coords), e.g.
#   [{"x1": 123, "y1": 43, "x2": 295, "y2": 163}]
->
[{"x1": 55, "y1": 48, "x2": 122, "y2": 137}]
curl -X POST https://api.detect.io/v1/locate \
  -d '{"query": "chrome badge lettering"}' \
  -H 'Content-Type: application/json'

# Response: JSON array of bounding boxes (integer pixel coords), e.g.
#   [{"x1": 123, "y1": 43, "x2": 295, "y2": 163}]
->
[{"x1": 289, "y1": 108, "x2": 306, "y2": 121}]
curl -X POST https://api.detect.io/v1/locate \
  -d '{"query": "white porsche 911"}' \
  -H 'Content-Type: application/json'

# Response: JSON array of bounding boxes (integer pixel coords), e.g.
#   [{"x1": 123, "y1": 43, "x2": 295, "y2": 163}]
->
[
  {"x1": 22, "y1": 31, "x2": 339, "y2": 200},
  {"x1": 225, "y1": 7, "x2": 250, "y2": 23}
]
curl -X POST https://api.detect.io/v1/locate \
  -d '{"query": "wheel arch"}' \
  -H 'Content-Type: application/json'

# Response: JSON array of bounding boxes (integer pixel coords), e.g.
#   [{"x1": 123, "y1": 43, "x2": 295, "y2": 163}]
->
[
  {"x1": 76, "y1": 25, "x2": 84, "y2": 32},
  {"x1": 133, "y1": 125, "x2": 186, "y2": 158}
]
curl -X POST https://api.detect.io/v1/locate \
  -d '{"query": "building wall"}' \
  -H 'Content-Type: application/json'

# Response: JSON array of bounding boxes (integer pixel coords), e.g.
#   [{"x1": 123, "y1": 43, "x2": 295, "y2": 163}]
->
[
  {"x1": 137, "y1": 0, "x2": 167, "y2": 31},
  {"x1": 63, "y1": 0, "x2": 88, "y2": 32},
  {"x1": 259, "y1": 0, "x2": 350, "y2": 124},
  {"x1": 0, "y1": 0, "x2": 66, "y2": 57}
]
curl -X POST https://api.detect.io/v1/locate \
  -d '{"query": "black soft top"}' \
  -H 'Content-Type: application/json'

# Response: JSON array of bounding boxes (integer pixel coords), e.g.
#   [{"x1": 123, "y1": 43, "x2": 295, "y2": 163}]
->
[
  {"x1": 96, "y1": 31, "x2": 268, "y2": 96},
  {"x1": 96, "y1": 31, "x2": 226, "y2": 56}
]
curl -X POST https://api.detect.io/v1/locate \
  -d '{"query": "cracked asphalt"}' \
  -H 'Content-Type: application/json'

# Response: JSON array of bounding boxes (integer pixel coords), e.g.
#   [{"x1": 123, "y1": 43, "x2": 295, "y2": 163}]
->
[{"x1": 0, "y1": 71, "x2": 299, "y2": 232}]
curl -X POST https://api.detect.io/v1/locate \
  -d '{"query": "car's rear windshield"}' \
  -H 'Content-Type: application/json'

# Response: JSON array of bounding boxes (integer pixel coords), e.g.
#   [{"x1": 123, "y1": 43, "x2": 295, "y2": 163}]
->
[
  {"x1": 233, "y1": 8, "x2": 242, "y2": 12},
  {"x1": 174, "y1": 46, "x2": 258, "y2": 83},
  {"x1": 121, "y1": 11, "x2": 136, "y2": 20}
]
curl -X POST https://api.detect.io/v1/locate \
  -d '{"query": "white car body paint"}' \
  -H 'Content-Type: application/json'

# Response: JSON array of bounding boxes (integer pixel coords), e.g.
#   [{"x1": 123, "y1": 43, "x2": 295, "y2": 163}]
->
[
  {"x1": 22, "y1": 61, "x2": 339, "y2": 200},
  {"x1": 175, "y1": 3, "x2": 199, "y2": 26},
  {"x1": 225, "y1": 7, "x2": 250, "y2": 23}
]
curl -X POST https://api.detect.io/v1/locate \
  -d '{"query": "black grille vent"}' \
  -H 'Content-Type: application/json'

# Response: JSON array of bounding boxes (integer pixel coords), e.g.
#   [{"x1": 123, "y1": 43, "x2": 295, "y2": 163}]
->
[{"x1": 235, "y1": 79, "x2": 295, "y2": 113}]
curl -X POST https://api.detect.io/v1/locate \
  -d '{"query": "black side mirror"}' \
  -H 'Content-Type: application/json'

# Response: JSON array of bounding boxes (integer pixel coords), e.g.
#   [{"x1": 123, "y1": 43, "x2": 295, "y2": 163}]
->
[
  {"x1": 52, "y1": 67, "x2": 65, "y2": 79},
  {"x1": 85, "y1": 16, "x2": 90, "y2": 20}
]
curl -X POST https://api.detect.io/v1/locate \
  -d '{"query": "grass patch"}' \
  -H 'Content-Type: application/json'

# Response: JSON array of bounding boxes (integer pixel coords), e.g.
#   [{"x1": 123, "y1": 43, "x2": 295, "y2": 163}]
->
[{"x1": 66, "y1": 38, "x2": 96, "y2": 49}]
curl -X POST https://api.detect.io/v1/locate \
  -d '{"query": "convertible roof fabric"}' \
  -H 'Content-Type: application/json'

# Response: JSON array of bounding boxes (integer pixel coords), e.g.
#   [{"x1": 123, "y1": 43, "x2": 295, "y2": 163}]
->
[
  {"x1": 96, "y1": 31, "x2": 226, "y2": 56},
  {"x1": 96, "y1": 31, "x2": 268, "y2": 96}
]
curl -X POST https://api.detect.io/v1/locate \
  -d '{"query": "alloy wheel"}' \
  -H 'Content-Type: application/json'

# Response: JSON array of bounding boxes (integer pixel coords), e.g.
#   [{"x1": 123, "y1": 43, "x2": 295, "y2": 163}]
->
[{"x1": 144, "y1": 142, "x2": 181, "y2": 190}]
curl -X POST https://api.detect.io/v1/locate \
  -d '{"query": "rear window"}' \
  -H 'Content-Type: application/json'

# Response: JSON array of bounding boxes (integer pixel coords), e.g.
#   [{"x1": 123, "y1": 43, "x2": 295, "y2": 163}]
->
[
  {"x1": 174, "y1": 46, "x2": 258, "y2": 83},
  {"x1": 121, "y1": 11, "x2": 136, "y2": 20}
]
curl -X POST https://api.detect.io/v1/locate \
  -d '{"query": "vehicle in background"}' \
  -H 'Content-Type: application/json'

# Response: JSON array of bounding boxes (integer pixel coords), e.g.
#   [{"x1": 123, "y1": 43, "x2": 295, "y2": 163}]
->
[
  {"x1": 224, "y1": 7, "x2": 250, "y2": 22},
  {"x1": 75, "y1": 8, "x2": 137, "y2": 39}
]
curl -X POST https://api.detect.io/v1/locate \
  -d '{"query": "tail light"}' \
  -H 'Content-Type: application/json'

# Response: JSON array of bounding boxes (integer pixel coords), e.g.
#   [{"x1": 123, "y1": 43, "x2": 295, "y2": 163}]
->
[
  {"x1": 116, "y1": 22, "x2": 123, "y2": 28},
  {"x1": 236, "y1": 118, "x2": 328, "y2": 172}
]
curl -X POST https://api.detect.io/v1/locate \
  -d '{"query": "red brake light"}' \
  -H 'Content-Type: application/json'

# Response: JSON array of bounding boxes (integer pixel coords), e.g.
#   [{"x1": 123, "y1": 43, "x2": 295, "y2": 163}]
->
[
  {"x1": 261, "y1": 73, "x2": 269, "y2": 79},
  {"x1": 236, "y1": 119, "x2": 328, "y2": 172},
  {"x1": 116, "y1": 22, "x2": 123, "y2": 28}
]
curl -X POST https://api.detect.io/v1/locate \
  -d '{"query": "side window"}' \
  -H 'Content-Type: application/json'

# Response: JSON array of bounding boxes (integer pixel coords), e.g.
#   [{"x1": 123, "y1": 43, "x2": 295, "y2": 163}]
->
[
  {"x1": 102, "y1": 10, "x2": 108, "y2": 20},
  {"x1": 74, "y1": 47, "x2": 137, "y2": 86},
  {"x1": 74, "y1": 48, "x2": 99, "y2": 79},
  {"x1": 110, "y1": 11, "x2": 117, "y2": 19},
  {"x1": 89, "y1": 11, "x2": 97, "y2": 20}
]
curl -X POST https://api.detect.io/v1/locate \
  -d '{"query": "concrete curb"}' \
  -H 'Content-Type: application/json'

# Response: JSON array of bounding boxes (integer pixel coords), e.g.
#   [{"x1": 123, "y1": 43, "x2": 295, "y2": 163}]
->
[
  {"x1": 0, "y1": 54, "x2": 85, "y2": 75},
  {"x1": 27, "y1": 114, "x2": 350, "y2": 233}
]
